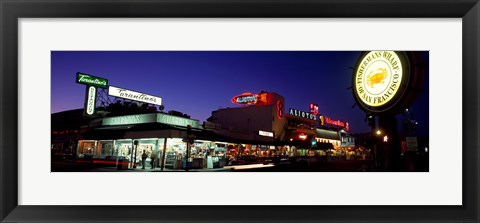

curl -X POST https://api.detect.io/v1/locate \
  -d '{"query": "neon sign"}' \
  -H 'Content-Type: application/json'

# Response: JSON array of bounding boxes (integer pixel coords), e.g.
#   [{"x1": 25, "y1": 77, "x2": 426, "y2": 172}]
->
[
  {"x1": 277, "y1": 100, "x2": 284, "y2": 120},
  {"x1": 86, "y1": 86, "x2": 97, "y2": 115},
  {"x1": 232, "y1": 92, "x2": 273, "y2": 106},
  {"x1": 298, "y1": 133, "x2": 308, "y2": 140},
  {"x1": 320, "y1": 115, "x2": 349, "y2": 131},
  {"x1": 354, "y1": 51, "x2": 403, "y2": 107},
  {"x1": 108, "y1": 86, "x2": 162, "y2": 106},
  {"x1": 310, "y1": 103, "x2": 319, "y2": 115},
  {"x1": 289, "y1": 108, "x2": 317, "y2": 121},
  {"x1": 231, "y1": 92, "x2": 259, "y2": 105},
  {"x1": 76, "y1": 72, "x2": 108, "y2": 88}
]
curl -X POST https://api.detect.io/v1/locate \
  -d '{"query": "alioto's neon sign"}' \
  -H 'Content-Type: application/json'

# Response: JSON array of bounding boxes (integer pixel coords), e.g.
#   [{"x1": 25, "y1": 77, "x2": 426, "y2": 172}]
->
[
  {"x1": 232, "y1": 92, "x2": 259, "y2": 105},
  {"x1": 231, "y1": 92, "x2": 272, "y2": 106},
  {"x1": 289, "y1": 108, "x2": 317, "y2": 121}
]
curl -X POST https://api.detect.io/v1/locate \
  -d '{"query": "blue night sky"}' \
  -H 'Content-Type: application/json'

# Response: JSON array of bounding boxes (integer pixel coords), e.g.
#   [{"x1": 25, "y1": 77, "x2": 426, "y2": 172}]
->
[{"x1": 51, "y1": 51, "x2": 429, "y2": 134}]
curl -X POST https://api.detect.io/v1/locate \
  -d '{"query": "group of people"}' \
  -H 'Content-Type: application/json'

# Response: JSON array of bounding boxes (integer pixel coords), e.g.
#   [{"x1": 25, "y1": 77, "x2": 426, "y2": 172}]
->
[{"x1": 140, "y1": 150, "x2": 157, "y2": 169}]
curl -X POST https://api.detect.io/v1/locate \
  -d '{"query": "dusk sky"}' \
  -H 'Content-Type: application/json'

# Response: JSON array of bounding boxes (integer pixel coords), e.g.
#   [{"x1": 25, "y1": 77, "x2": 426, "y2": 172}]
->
[{"x1": 51, "y1": 51, "x2": 429, "y2": 134}]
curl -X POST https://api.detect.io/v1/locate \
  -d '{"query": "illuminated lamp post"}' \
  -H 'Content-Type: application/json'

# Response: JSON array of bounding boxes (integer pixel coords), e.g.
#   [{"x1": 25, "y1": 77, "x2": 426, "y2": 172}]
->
[
  {"x1": 378, "y1": 115, "x2": 401, "y2": 171},
  {"x1": 367, "y1": 114, "x2": 379, "y2": 169}
]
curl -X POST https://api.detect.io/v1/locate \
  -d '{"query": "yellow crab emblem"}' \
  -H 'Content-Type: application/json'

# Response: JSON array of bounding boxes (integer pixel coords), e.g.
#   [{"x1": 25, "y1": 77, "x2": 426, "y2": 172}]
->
[{"x1": 367, "y1": 67, "x2": 388, "y2": 88}]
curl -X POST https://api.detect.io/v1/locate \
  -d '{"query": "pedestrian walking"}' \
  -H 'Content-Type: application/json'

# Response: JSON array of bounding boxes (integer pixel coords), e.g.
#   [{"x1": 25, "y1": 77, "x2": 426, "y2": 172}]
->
[
  {"x1": 150, "y1": 151, "x2": 157, "y2": 169},
  {"x1": 141, "y1": 150, "x2": 147, "y2": 169}
]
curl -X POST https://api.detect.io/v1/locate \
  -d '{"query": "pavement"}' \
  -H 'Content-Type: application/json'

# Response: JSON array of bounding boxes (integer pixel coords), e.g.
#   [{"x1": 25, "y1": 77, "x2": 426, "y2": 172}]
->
[
  {"x1": 54, "y1": 159, "x2": 420, "y2": 172},
  {"x1": 52, "y1": 162, "x2": 278, "y2": 172}
]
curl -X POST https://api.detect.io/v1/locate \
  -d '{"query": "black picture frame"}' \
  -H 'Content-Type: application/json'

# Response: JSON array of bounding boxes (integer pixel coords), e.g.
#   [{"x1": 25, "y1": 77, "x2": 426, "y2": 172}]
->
[{"x1": 1, "y1": 0, "x2": 478, "y2": 222}]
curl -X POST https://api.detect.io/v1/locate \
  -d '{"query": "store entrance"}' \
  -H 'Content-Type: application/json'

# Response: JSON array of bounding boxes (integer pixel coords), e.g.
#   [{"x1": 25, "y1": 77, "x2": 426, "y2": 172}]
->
[{"x1": 133, "y1": 139, "x2": 162, "y2": 169}]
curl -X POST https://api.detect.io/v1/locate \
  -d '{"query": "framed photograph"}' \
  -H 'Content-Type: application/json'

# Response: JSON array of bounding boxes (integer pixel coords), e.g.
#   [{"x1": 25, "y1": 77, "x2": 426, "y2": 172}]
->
[{"x1": 1, "y1": 0, "x2": 478, "y2": 222}]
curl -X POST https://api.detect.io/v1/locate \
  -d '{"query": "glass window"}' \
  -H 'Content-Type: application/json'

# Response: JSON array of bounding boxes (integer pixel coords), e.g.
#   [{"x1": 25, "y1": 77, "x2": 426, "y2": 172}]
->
[
  {"x1": 97, "y1": 140, "x2": 114, "y2": 158},
  {"x1": 115, "y1": 139, "x2": 133, "y2": 160},
  {"x1": 77, "y1": 140, "x2": 95, "y2": 157},
  {"x1": 164, "y1": 138, "x2": 187, "y2": 169}
]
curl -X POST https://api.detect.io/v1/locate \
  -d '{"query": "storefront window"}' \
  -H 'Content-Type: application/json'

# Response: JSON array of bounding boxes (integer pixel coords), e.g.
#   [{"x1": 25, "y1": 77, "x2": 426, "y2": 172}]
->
[
  {"x1": 77, "y1": 140, "x2": 95, "y2": 158},
  {"x1": 131, "y1": 139, "x2": 159, "y2": 168},
  {"x1": 214, "y1": 143, "x2": 227, "y2": 157},
  {"x1": 164, "y1": 138, "x2": 186, "y2": 169},
  {"x1": 114, "y1": 139, "x2": 132, "y2": 157},
  {"x1": 96, "y1": 140, "x2": 114, "y2": 158}
]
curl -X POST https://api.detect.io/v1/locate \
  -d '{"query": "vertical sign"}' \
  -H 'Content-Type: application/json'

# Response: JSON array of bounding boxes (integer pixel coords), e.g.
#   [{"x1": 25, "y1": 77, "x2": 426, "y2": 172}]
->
[
  {"x1": 85, "y1": 86, "x2": 97, "y2": 116},
  {"x1": 310, "y1": 103, "x2": 318, "y2": 115},
  {"x1": 76, "y1": 72, "x2": 108, "y2": 117}
]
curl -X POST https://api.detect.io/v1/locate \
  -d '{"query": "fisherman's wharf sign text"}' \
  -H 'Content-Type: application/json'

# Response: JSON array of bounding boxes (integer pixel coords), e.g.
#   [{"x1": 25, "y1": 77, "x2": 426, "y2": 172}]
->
[{"x1": 354, "y1": 51, "x2": 403, "y2": 108}]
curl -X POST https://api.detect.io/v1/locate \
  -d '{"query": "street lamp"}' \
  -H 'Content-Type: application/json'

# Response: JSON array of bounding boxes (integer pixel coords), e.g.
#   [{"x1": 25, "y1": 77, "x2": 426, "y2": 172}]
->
[{"x1": 376, "y1": 130, "x2": 382, "y2": 136}]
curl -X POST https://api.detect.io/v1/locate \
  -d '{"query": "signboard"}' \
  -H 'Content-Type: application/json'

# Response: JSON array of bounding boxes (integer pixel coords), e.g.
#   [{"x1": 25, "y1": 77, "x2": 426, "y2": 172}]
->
[
  {"x1": 103, "y1": 114, "x2": 157, "y2": 126},
  {"x1": 354, "y1": 51, "x2": 403, "y2": 108},
  {"x1": 310, "y1": 103, "x2": 319, "y2": 115},
  {"x1": 157, "y1": 113, "x2": 200, "y2": 128},
  {"x1": 277, "y1": 100, "x2": 284, "y2": 120},
  {"x1": 231, "y1": 92, "x2": 271, "y2": 106},
  {"x1": 85, "y1": 86, "x2": 97, "y2": 115},
  {"x1": 319, "y1": 115, "x2": 349, "y2": 131},
  {"x1": 102, "y1": 113, "x2": 200, "y2": 128},
  {"x1": 232, "y1": 93, "x2": 258, "y2": 105},
  {"x1": 76, "y1": 72, "x2": 108, "y2": 88},
  {"x1": 406, "y1": 137, "x2": 418, "y2": 151},
  {"x1": 289, "y1": 108, "x2": 317, "y2": 121},
  {"x1": 259, "y1": 130, "x2": 274, "y2": 137},
  {"x1": 108, "y1": 86, "x2": 162, "y2": 106},
  {"x1": 352, "y1": 51, "x2": 425, "y2": 114}
]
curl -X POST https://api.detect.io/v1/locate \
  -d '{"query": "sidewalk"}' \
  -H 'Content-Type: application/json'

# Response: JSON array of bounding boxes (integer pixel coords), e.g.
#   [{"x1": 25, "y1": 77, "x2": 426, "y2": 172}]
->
[
  {"x1": 55, "y1": 163, "x2": 272, "y2": 172},
  {"x1": 112, "y1": 167, "x2": 233, "y2": 172}
]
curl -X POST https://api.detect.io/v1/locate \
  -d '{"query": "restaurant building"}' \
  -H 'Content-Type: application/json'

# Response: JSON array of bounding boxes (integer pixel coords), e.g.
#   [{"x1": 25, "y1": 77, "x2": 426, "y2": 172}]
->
[
  {"x1": 67, "y1": 110, "x2": 238, "y2": 169},
  {"x1": 52, "y1": 82, "x2": 364, "y2": 171},
  {"x1": 206, "y1": 91, "x2": 288, "y2": 157}
]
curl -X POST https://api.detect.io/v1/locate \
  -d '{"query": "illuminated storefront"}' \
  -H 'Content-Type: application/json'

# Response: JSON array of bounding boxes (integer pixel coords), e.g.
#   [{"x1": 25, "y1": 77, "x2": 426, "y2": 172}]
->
[
  {"x1": 71, "y1": 111, "x2": 235, "y2": 169},
  {"x1": 315, "y1": 128, "x2": 341, "y2": 158}
]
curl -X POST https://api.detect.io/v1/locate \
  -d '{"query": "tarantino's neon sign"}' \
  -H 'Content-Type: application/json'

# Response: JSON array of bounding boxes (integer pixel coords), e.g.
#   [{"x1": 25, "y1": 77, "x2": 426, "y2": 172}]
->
[
  {"x1": 76, "y1": 72, "x2": 108, "y2": 88},
  {"x1": 320, "y1": 115, "x2": 349, "y2": 131},
  {"x1": 108, "y1": 86, "x2": 162, "y2": 106}
]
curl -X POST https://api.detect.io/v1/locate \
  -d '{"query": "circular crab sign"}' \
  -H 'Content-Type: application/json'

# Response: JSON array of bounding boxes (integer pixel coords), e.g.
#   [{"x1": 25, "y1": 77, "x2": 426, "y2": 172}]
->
[{"x1": 352, "y1": 51, "x2": 424, "y2": 114}]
